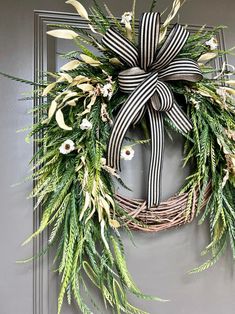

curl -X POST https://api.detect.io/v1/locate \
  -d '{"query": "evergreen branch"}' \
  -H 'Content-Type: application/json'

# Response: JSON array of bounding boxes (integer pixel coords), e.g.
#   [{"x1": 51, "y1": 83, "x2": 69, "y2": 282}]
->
[{"x1": 0, "y1": 71, "x2": 44, "y2": 86}]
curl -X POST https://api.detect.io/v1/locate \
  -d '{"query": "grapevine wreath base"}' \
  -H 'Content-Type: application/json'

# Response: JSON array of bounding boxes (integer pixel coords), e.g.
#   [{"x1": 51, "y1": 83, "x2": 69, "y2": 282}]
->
[{"x1": 116, "y1": 184, "x2": 211, "y2": 232}]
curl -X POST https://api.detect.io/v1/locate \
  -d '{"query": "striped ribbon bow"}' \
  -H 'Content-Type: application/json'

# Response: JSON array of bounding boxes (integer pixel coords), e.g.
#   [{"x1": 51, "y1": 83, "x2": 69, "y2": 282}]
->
[{"x1": 102, "y1": 12, "x2": 202, "y2": 208}]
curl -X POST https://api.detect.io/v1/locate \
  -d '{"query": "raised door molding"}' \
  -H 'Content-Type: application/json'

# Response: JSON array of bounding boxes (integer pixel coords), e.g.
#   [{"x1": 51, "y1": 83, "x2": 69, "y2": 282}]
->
[
  {"x1": 33, "y1": 11, "x2": 89, "y2": 314},
  {"x1": 33, "y1": 10, "x2": 226, "y2": 314}
]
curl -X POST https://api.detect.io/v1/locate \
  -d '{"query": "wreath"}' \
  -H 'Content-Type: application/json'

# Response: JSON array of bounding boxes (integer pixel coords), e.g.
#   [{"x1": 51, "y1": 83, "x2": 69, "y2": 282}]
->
[{"x1": 2, "y1": 0, "x2": 235, "y2": 313}]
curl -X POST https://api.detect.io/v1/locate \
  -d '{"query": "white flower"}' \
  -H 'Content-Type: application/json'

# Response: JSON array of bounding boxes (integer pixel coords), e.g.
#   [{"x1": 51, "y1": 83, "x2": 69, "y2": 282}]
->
[
  {"x1": 205, "y1": 37, "x2": 218, "y2": 51},
  {"x1": 59, "y1": 139, "x2": 75, "y2": 155},
  {"x1": 101, "y1": 83, "x2": 113, "y2": 100},
  {"x1": 80, "y1": 118, "x2": 92, "y2": 130},
  {"x1": 121, "y1": 146, "x2": 135, "y2": 161},
  {"x1": 121, "y1": 12, "x2": 132, "y2": 24}
]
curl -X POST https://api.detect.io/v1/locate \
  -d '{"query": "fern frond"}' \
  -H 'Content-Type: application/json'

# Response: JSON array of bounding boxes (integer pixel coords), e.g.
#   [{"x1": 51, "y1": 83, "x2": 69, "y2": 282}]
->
[{"x1": 0, "y1": 71, "x2": 43, "y2": 86}]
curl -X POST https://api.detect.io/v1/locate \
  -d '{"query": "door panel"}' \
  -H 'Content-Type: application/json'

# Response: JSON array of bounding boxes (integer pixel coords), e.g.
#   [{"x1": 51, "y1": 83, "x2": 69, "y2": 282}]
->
[{"x1": 1, "y1": 1, "x2": 235, "y2": 314}]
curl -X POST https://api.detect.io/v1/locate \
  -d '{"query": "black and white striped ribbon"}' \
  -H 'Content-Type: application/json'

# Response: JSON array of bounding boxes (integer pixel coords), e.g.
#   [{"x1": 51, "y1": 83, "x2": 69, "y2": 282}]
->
[
  {"x1": 147, "y1": 105, "x2": 164, "y2": 206},
  {"x1": 102, "y1": 12, "x2": 203, "y2": 208}
]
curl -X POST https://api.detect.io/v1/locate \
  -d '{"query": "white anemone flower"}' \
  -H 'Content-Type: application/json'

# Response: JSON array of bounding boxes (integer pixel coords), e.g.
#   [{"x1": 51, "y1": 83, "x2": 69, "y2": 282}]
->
[
  {"x1": 121, "y1": 12, "x2": 132, "y2": 24},
  {"x1": 205, "y1": 37, "x2": 218, "y2": 51},
  {"x1": 121, "y1": 146, "x2": 135, "y2": 161},
  {"x1": 80, "y1": 118, "x2": 92, "y2": 130},
  {"x1": 59, "y1": 139, "x2": 75, "y2": 155}
]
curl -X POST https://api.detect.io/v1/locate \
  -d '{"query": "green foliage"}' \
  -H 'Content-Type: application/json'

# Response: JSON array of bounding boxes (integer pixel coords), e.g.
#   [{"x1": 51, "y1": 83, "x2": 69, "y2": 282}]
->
[
  {"x1": 178, "y1": 64, "x2": 235, "y2": 273},
  {"x1": 0, "y1": 71, "x2": 43, "y2": 86},
  {"x1": 149, "y1": 0, "x2": 158, "y2": 12}
]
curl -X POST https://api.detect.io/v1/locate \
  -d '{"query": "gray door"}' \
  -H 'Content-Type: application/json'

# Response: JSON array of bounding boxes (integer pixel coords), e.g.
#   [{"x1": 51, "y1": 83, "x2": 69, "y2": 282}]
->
[{"x1": 1, "y1": 1, "x2": 235, "y2": 314}]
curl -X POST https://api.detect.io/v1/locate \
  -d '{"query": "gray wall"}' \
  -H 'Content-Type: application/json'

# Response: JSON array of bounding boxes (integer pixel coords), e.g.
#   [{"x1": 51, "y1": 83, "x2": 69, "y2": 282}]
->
[{"x1": 0, "y1": 1, "x2": 235, "y2": 314}]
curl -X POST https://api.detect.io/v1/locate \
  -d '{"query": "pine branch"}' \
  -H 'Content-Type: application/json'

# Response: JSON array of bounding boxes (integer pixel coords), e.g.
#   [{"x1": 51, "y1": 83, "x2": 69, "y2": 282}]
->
[{"x1": 0, "y1": 71, "x2": 43, "y2": 86}]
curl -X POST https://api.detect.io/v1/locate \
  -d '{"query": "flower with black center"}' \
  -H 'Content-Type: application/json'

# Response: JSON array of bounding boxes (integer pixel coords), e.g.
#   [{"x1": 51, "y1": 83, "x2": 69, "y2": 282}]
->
[
  {"x1": 80, "y1": 118, "x2": 92, "y2": 130},
  {"x1": 121, "y1": 146, "x2": 135, "y2": 161},
  {"x1": 59, "y1": 139, "x2": 75, "y2": 155}
]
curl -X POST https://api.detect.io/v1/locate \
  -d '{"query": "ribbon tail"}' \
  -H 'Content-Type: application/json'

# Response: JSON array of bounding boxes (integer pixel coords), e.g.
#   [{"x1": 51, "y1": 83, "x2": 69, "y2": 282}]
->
[
  {"x1": 147, "y1": 105, "x2": 164, "y2": 208},
  {"x1": 165, "y1": 102, "x2": 193, "y2": 134},
  {"x1": 133, "y1": 106, "x2": 146, "y2": 125},
  {"x1": 107, "y1": 71, "x2": 159, "y2": 172}
]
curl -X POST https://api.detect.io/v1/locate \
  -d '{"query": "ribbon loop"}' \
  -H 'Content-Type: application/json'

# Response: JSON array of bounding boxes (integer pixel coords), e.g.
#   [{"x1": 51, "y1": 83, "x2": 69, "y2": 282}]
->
[
  {"x1": 139, "y1": 12, "x2": 160, "y2": 71},
  {"x1": 155, "y1": 81, "x2": 174, "y2": 111},
  {"x1": 102, "y1": 27, "x2": 139, "y2": 67},
  {"x1": 102, "y1": 12, "x2": 203, "y2": 208},
  {"x1": 150, "y1": 24, "x2": 189, "y2": 72},
  {"x1": 159, "y1": 58, "x2": 203, "y2": 82}
]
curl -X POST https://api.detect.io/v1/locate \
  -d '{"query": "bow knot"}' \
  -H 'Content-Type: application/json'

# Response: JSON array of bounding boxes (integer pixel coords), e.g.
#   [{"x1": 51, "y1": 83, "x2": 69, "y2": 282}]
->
[
  {"x1": 102, "y1": 12, "x2": 203, "y2": 208},
  {"x1": 118, "y1": 67, "x2": 148, "y2": 93}
]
